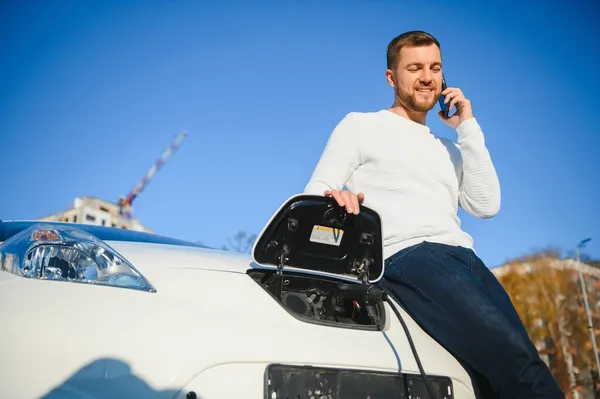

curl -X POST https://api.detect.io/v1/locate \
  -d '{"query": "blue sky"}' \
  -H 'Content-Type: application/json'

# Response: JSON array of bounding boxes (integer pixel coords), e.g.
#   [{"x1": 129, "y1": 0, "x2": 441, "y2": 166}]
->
[{"x1": 1, "y1": 0, "x2": 598, "y2": 267}]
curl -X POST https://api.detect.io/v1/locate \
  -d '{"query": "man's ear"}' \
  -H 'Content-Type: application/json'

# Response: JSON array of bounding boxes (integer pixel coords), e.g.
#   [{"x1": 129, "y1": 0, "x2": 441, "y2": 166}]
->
[{"x1": 385, "y1": 69, "x2": 396, "y2": 88}]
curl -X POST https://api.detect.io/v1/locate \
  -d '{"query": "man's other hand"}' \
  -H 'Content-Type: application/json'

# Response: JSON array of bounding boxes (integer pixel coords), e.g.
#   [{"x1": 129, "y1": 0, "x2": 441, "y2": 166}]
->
[{"x1": 323, "y1": 189, "x2": 365, "y2": 215}]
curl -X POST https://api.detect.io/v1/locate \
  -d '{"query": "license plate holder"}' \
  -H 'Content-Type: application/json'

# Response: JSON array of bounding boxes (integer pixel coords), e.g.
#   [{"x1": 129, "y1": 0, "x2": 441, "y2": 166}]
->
[{"x1": 265, "y1": 363, "x2": 454, "y2": 399}]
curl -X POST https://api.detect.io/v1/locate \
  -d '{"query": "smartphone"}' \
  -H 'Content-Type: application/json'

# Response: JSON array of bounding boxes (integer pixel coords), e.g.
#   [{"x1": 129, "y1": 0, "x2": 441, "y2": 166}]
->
[{"x1": 438, "y1": 75, "x2": 449, "y2": 118}]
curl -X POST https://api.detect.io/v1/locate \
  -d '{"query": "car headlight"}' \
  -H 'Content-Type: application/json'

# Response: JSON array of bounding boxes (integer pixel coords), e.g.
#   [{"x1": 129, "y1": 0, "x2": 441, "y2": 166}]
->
[{"x1": 0, "y1": 223, "x2": 155, "y2": 292}]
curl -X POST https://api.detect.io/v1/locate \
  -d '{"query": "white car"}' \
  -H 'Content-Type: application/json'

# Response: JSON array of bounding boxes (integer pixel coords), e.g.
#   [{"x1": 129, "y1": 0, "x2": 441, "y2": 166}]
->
[{"x1": 0, "y1": 194, "x2": 476, "y2": 398}]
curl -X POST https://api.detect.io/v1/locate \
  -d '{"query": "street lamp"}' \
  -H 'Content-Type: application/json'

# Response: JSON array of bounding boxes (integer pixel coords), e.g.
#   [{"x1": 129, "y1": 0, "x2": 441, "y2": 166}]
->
[{"x1": 575, "y1": 238, "x2": 600, "y2": 376}]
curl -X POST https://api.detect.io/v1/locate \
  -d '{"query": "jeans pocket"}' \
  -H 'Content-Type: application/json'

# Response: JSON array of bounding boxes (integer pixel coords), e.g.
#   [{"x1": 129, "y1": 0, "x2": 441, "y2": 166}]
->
[
  {"x1": 449, "y1": 246, "x2": 475, "y2": 273},
  {"x1": 384, "y1": 242, "x2": 435, "y2": 302},
  {"x1": 385, "y1": 241, "x2": 427, "y2": 271}
]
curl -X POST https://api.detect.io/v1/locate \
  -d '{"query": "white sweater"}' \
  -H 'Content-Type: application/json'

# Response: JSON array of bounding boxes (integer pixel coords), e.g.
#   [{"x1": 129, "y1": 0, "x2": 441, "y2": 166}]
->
[{"x1": 304, "y1": 109, "x2": 501, "y2": 259}]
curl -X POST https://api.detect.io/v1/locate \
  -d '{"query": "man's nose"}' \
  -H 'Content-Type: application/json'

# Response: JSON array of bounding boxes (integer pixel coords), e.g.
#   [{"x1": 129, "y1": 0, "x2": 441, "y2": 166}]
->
[{"x1": 419, "y1": 69, "x2": 434, "y2": 84}]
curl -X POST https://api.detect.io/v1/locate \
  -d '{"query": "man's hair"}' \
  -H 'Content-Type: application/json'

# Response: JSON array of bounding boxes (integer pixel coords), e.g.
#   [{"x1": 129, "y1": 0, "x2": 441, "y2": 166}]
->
[{"x1": 386, "y1": 30, "x2": 441, "y2": 69}]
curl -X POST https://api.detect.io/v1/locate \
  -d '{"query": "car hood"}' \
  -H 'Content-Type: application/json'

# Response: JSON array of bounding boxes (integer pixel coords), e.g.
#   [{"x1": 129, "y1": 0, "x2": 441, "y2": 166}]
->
[{"x1": 105, "y1": 240, "x2": 255, "y2": 275}]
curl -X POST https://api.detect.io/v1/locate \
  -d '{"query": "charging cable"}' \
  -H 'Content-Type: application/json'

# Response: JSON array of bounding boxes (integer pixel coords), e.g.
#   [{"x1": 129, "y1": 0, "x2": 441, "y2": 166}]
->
[{"x1": 366, "y1": 286, "x2": 437, "y2": 399}]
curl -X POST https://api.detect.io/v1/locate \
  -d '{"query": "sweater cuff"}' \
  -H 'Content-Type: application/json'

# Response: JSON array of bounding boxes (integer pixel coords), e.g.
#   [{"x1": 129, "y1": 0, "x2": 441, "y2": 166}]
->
[{"x1": 456, "y1": 118, "x2": 484, "y2": 143}]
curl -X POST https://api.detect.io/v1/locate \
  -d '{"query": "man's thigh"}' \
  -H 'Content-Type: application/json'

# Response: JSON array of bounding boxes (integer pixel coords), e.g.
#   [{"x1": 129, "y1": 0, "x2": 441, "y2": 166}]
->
[
  {"x1": 379, "y1": 242, "x2": 535, "y2": 385},
  {"x1": 467, "y1": 249, "x2": 539, "y2": 355}
]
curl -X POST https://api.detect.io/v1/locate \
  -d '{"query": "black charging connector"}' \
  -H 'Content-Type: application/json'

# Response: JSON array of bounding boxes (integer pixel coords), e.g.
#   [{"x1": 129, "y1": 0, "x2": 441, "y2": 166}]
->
[{"x1": 337, "y1": 283, "x2": 388, "y2": 303}]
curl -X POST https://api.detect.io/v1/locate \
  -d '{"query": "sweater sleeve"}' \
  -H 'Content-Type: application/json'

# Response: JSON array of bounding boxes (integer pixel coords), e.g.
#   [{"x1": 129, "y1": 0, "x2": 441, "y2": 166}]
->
[
  {"x1": 455, "y1": 118, "x2": 501, "y2": 218},
  {"x1": 304, "y1": 112, "x2": 363, "y2": 195}
]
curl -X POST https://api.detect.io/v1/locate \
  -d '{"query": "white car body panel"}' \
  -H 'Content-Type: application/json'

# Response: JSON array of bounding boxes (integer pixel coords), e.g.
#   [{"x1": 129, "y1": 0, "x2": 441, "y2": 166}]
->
[{"x1": 0, "y1": 196, "x2": 476, "y2": 398}]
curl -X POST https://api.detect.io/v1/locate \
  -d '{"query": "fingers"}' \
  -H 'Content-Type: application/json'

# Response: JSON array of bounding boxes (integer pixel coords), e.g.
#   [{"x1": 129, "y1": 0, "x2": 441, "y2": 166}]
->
[
  {"x1": 442, "y1": 88, "x2": 468, "y2": 113},
  {"x1": 340, "y1": 190, "x2": 356, "y2": 214},
  {"x1": 323, "y1": 190, "x2": 364, "y2": 215},
  {"x1": 443, "y1": 90, "x2": 461, "y2": 106},
  {"x1": 327, "y1": 190, "x2": 345, "y2": 208},
  {"x1": 357, "y1": 192, "x2": 365, "y2": 204},
  {"x1": 449, "y1": 96, "x2": 461, "y2": 112},
  {"x1": 441, "y1": 87, "x2": 464, "y2": 97},
  {"x1": 324, "y1": 189, "x2": 346, "y2": 210}
]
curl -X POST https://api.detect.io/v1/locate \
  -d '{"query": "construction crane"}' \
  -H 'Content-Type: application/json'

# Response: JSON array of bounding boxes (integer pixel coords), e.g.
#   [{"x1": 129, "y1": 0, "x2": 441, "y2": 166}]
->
[{"x1": 118, "y1": 130, "x2": 188, "y2": 219}]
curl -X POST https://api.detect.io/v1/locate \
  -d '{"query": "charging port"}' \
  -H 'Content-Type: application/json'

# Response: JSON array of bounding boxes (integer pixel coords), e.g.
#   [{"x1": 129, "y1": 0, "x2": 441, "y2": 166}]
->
[{"x1": 247, "y1": 269, "x2": 386, "y2": 331}]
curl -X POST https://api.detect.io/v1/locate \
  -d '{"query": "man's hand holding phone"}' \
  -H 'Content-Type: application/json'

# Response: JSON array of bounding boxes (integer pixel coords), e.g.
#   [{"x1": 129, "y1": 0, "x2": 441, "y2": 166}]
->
[
  {"x1": 323, "y1": 189, "x2": 365, "y2": 215},
  {"x1": 438, "y1": 86, "x2": 474, "y2": 129}
]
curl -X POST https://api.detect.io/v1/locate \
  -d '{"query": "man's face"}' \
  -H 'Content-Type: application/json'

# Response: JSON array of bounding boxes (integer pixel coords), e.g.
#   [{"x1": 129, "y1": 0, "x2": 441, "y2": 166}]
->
[{"x1": 387, "y1": 44, "x2": 443, "y2": 113}]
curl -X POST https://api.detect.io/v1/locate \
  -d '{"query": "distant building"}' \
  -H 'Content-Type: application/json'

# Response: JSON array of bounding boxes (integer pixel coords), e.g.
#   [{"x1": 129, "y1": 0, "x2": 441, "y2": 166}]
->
[
  {"x1": 491, "y1": 257, "x2": 600, "y2": 280},
  {"x1": 38, "y1": 197, "x2": 152, "y2": 233}
]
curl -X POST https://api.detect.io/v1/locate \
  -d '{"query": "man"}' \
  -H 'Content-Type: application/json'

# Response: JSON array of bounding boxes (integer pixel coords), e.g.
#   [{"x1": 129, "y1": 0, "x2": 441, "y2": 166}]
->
[{"x1": 303, "y1": 31, "x2": 563, "y2": 398}]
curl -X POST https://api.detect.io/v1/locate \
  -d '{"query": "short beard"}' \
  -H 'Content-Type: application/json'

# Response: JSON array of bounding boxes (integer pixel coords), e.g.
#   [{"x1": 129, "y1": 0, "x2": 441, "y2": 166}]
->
[{"x1": 396, "y1": 87, "x2": 438, "y2": 113}]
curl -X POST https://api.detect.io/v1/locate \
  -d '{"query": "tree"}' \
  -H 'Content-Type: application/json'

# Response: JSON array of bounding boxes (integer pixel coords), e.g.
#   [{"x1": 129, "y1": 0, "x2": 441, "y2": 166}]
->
[
  {"x1": 496, "y1": 251, "x2": 600, "y2": 398},
  {"x1": 221, "y1": 230, "x2": 257, "y2": 254}
]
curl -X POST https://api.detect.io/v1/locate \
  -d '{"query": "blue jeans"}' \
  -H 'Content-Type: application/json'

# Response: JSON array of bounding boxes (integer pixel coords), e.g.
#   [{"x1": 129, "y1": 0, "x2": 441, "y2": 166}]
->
[{"x1": 377, "y1": 241, "x2": 564, "y2": 398}]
